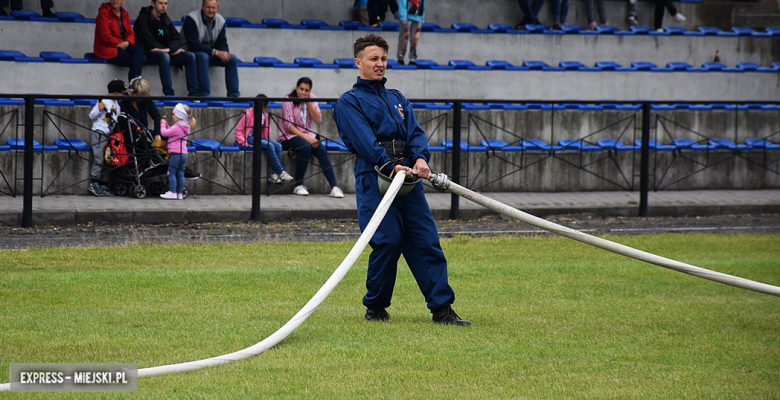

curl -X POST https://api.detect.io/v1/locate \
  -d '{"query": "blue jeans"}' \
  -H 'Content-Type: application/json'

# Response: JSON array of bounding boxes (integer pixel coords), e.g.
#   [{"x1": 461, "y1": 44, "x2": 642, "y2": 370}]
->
[
  {"x1": 281, "y1": 136, "x2": 338, "y2": 187},
  {"x1": 147, "y1": 51, "x2": 199, "y2": 96},
  {"x1": 516, "y1": 0, "x2": 545, "y2": 25},
  {"x1": 193, "y1": 51, "x2": 240, "y2": 97},
  {"x1": 248, "y1": 136, "x2": 284, "y2": 175},
  {"x1": 108, "y1": 44, "x2": 144, "y2": 82},
  {"x1": 552, "y1": 0, "x2": 569, "y2": 23},
  {"x1": 168, "y1": 153, "x2": 188, "y2": 194}
]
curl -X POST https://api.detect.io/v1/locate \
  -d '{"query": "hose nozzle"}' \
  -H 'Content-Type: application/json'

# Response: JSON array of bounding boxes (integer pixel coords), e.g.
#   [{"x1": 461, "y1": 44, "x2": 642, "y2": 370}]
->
[{"x1": 428, "y1": 172, "x2": 451, "y2": 191}]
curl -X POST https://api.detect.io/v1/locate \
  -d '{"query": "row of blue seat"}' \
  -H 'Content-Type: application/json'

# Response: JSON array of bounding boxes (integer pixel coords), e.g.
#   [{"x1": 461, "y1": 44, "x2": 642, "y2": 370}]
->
[
  {"x1": 7, "y1": 50, "x2": 773, "y2": 74},
  {"x1": 2, "y1": 98, "x2": 778, "y2": 111},
  {"x1": 10, "y1": 9, "x2": 779, "y2": 38},
  {"x1": 4, "y1": 137, "x2": 778, "y2": 154}
]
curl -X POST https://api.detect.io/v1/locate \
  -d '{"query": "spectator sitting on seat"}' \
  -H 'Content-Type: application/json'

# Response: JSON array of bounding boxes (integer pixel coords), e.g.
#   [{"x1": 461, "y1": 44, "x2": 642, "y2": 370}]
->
[
  {"x1": 584, "y1": 0, "x2": 609, "y2": 30},
  {"x1": 234, "y1": 94, "x2": 293, "y2": 184},
  {"x1": 279, "y1": 77, "x2": 344, "y2": 198},
  {"x1": 88, "y1": 79, "x2": 129, "y2": 196},
  {"x1": 119, "y1": 77, "x2": 162, "y2": 140},
  {"x1": 550, "y1": 0, "x2": 569, "y2": 30},
  {"x1": 515, "y1": 0, "x2": 545, "y2": 28},
  {"x1": 93, "y1": 0, "x2": 144, "y2": 82},
  {"x1": 653, "y1": 0, "x2": 684, "y2": 31},
  {"x1": 182, "y1": 0, "x2": 240, "y2": 97},
  {"x1": 134, "y1": 0, "x2": 199, "y2": 97},
  {"x1": 0, "y1": 0, "x2": 54, "y2": 18},
  {"x1": 353, "y1": 0, "x2": 369, "y2": 26},
  {"x1": 396, "y1": 0, "x2": 424, "y2": 66}
]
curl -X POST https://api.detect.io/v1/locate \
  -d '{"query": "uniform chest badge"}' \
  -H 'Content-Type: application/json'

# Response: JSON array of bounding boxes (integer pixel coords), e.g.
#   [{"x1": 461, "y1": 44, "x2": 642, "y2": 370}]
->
[{"x1": 394, "y1": 104, "x2": 405, "y2": 118}]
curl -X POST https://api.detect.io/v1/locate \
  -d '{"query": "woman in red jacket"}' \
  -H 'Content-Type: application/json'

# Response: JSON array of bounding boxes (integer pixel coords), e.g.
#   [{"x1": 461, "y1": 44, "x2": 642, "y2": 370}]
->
[{"x1": 93, "y1": 0, "x2": 144, "y2": 82}]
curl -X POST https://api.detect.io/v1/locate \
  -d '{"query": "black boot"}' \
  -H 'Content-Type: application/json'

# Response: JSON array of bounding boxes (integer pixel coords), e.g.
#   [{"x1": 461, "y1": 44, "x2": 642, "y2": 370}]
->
[
  {"x1": 432, "y1": 305, "x2": 471, "y2": 326},
  {"x1": 42, "y1": 7, "x2": 56, "y2": 18},
  {"x1": 364, "y1": 308, "x2": 390, "y2": 322},
  {"x1": 0, "y1": 9, "x2": 8, "y2": 16}
]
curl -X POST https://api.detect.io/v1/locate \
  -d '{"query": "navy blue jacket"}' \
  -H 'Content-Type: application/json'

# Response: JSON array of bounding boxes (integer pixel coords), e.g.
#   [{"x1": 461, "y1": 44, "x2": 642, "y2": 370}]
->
[{"x1": 334, "y1": 77, "x2": 430, "y2": 176}]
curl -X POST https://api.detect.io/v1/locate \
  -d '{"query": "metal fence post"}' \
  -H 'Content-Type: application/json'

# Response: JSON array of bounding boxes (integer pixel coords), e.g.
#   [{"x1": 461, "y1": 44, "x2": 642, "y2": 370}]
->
[
  {"x1": 22, "y1": 97, "x2": 34, "y2": 227},
  {"x1": 450, "y1": 101, "x2": 461, "y2": 220},
  {"x1": 639, "y1": 102, "x2": 650, "y2": 217},
  {"x1": 250, "y1": 99, "x2": 262, "y2": 221}
]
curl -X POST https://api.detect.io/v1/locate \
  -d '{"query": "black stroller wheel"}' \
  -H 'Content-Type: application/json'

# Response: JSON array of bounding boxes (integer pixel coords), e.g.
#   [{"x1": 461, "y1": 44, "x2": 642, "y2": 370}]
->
[
  {"x1": 150, "y1": 182, "x2": 167, "y2": 196},
  {"x1": 182, "y1": 186, "x2": 189, "y2": 199},
  {"x1": 131, "y1": 184, "x2": 147, "y2": 199},
  {"x1": 114, "y1": 183, "x2": 129, "y2": 197}
]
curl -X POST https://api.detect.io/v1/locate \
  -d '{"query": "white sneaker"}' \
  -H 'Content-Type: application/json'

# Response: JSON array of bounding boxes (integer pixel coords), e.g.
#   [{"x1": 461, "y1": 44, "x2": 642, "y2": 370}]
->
[
  {"x1": 160, "y1": 191, "x2": 178, "y2": 200},
  {"x1": 279, "y1": 170, "x2": 293, "y2": 182},
  {"x1": 628, "y1": 15, "x2": 638, "y2": 26},
  {"x1": 293, "y1": 185, "x2": 309, "y2": 196},
  {"x1": 330, "y1": 186, "x2": 344, "y2": 198},
  {"x1": 269, "y1": 173, "x2": 279, "y2": 183},
  {"x1": 656, "y1": 28, "x2": 664, "y2": 32},
  {"x1": 674, "y1": 13, "x2": 685, "y2": 22},
  {"x1": 177, "y1": 193, "x2": 183, "y2": 200}
]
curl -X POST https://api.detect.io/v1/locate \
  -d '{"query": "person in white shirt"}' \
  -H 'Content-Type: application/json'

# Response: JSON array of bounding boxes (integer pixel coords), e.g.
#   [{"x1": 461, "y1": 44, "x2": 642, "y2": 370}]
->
[{"x1": 88, "y1": 79, "x2": 130, "y2": 196}]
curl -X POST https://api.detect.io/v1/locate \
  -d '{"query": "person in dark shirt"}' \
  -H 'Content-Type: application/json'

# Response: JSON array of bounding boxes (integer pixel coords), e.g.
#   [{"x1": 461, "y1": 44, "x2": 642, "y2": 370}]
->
[
  {"x1": 134, "y1": 0, "x2": 199, "y2": 96},
  {"x1": 181, "y1": 0, "x2": 239, "y2": 97}
]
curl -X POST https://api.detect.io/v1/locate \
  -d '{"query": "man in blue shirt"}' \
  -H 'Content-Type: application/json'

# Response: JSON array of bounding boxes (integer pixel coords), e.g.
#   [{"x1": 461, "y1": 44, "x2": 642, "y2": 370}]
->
[{"x1": 333, "y1": 34, "x2": 470, "y2": 326}]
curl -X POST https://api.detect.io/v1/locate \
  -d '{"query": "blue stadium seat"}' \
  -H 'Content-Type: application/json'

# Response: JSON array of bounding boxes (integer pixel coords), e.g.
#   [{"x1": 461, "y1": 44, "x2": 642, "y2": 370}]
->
[
  {"x1": 666, "y1": 61, "x2": 707, "y2": 72},
  {"x1": 39, "y1": 51, "x2": 89, "y2": 64},
  {"x1": 744, "y1": 138, "x2": 780, "y2": 150},
  {"x1": 339, "y1": 20, "x2": 380, "y2": 31},
  {"x1": 630, "y1": 25, "x2": 653, "y2": 34},
  {"x1": 294, "y1": 57, "x2": 338, "y2": 68},
  {"x1": 523, "y1": 60, "x2": 564, "y2": 71},
  {"x1": 634, "y1": 139, "x2": 675, "y2": 151},
  {"x1": 301, "y1": 19, "x2": 345, "y2": 30},
  {"x1": 6, "y1": 138, "x2": 57, "y2": 151},
  {"x1": 701, "y1": 62, "x2": 743, "y2": 72},
  {"x1": 487, "y1": 23, "x2": 528, "y2": 34},
  {"x1": 0, "y1": 50, "x2": 44, "y2": 62},
  {"x1": 520, "y1": 139, "x2": 561, "y2": 151},
  {"x1": 732, "y1": 27, "x2": 771, "y2": 37},
  {"x1": 192, "y1": 139, "x2": 221, "y2": 151},
  {"x1": 410, "y1": 102, "x2": 451, "y2": 110},
  {"x1": 386, "y1": 59, "x2": 416, "y2": 70},
  {"x1": 671, "y1": 139, "x2": 716, "y2": 150},
  {"x1": 485, "y1": 60, "x2": 529, "y2": 71},
  {"x1": 55, "y1": 12, "x2": 92, "y2": 23},
  {"x1": 84, "y1": 53, "x2": 108, "y2": 64},
  {"x1": 558, "y1": 24, "x2": 582, "y2": 34},
  {"x1": 596, "y1": 25, "x2": 618, "y2": 34},
  {"x1": 54, "y1": 138, "x2": 90, "y2": 151},
  {"x1": 596, "y1": 139, "x2": 635, "y2": 151},
  {"x1": 709, "y1": 138, "x2": 747, "y2": 150},
  {"x1": 558, "y1": 61, "x2": 601, "y2": 71},
  {"x1": 334, "y1": 58, "x2": 357, "y2": 69},
  {"x1": 462, "y1": 103, "x2": 491, "y2": 110},
  {"x1": 0, "y1": 98, "x2": 24, "y2": 105},
  {"x1": 480, "y1": 139, "x2": 524, "y2": 151},
  {"x1": 322, "y1": 139, "x2": 349, "y2": 151},
  {"x1": 206, "y1": 101, "x2": 251, "y2": 108},
  {"x1": 219, "y1": 144, "x2": 240, "y2": 152},
  {"x1": 631, "y1": 61, "x2": 673, "y2": 72},
  {"x1": 380, "y1": 21, "x2": 399, "y2": 31},
  {"x1": 448, "y1": 60, "x2": 492, "y2": 70},
  {"x1": 34, "y1": 99, "x2": 75, "y2": 106},
  {"x1": 415, "y1": 59, "x2": 455, "y2": 70},
  {"x1": 451, "y1": 23, "x2": 492, "y2": 33},
  {"x1": 421, "y1": 22, "x2": 456, "y2": 33},
  {"x1": 11, "y1": 10, "x2": 56, "y2": 21},
  {"x1": 440, "y1": 140, "x2": 487, "y2": 151},
  {"x1": 736, "y1": 62, "x2": 777, "y2": 72},
  {"x1": 225, "y1": 17, "x2": 252, "y2": 27},
  {"x1": 524, "y1": 24, "x2": 548, "y2": 33},
  {"x1": 595, "y1": 61, "x2": 637, "y2": 71},
  {"x1": 253, "y1": 56, "x2": 298, "y2": 68},
  {"x1": 262, "y1": 18, "x2": 305, "y2": 29},
  {"x1": 0, "y1": 144, "x2": 10, "y2": 151},
  {"x1": 558, "y1": 139, "x2": 602, "y2": 151}
]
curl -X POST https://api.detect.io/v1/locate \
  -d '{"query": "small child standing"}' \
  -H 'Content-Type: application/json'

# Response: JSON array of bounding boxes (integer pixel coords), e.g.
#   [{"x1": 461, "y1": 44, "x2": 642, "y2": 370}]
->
[
  {"x1": 234, "y1": 94, "x2": 293, "y2": 184},
  {"x1": 397, "y1": 0, "x2": 425, "y2": 66},
  {"x1": 160, "y1": 103, "x2": 195, "y2": 200},
  {"x1": 88, "y1": 79, "x2": 128, "y2": 196}
]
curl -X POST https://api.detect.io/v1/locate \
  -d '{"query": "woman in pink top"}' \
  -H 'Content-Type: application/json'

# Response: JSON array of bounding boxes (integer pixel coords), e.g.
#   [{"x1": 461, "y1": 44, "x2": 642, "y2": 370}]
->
[
  {"x1": 160, "y1": 103, "x2": 195, "y2": 200},
  {"x1": 279, "y1": 77, "x2": 343, "y2": 197}
]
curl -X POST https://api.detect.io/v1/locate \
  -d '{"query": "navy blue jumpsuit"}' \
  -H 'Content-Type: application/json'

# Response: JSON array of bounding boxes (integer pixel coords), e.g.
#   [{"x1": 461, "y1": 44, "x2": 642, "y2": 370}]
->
[{"x1": 333, "y1": 77, "x2": 456, "y2": 312}]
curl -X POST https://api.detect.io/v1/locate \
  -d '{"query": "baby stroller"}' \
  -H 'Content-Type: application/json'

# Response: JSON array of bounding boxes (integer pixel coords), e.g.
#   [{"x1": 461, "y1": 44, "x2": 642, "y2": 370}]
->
[{"x1": 108, "y1": 113, "x2": 191, "y2": 199}]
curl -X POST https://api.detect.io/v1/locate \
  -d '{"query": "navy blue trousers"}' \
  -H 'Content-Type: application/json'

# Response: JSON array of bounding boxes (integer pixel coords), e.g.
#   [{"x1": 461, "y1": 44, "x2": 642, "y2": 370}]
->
[{"x1": 356, "y1": 171, "x2": 455, "y2": 312}]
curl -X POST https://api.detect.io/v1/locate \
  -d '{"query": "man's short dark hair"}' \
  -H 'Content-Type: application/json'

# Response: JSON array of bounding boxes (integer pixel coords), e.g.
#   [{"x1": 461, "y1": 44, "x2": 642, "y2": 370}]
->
[{"x1": 353, "y1": 34, "x2": 389, "y2": 58}]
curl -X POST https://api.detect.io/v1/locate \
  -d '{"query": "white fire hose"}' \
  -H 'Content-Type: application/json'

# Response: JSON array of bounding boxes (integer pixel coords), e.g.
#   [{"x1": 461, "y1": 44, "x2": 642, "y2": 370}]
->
[
  {"x1": 0, "y1": 172, "x2": 408, "y2": 391},
  {"x1": 427, "y1": 172, "x2": 780, "y2": 297}
]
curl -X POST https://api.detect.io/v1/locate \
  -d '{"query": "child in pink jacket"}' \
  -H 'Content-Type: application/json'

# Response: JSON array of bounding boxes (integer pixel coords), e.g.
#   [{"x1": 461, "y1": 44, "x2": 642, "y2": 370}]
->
[{"x1": 160, "y1": 103, "x2": 195, "y2": 200}]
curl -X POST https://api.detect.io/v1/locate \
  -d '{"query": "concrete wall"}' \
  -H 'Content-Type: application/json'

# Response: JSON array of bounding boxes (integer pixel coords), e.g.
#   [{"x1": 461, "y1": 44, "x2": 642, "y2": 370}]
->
[
  {"x1": 0, "y1": 62, "x2": 777, "y2": 100},
  {"x1": 1, "y1": 104, "x2": 778, "y2": 196},
  {"x1": 17, "y1": 0, "x2": 727, "y2": 31},
  {"x1": 1, "y1": 19, "x2": 777, "y2": 68}
]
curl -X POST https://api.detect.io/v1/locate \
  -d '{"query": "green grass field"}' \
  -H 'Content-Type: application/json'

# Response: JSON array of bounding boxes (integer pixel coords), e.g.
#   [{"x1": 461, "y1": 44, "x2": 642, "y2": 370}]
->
[{"x1": 1, "y1": 234, "x2": 779, "y2": 399}]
